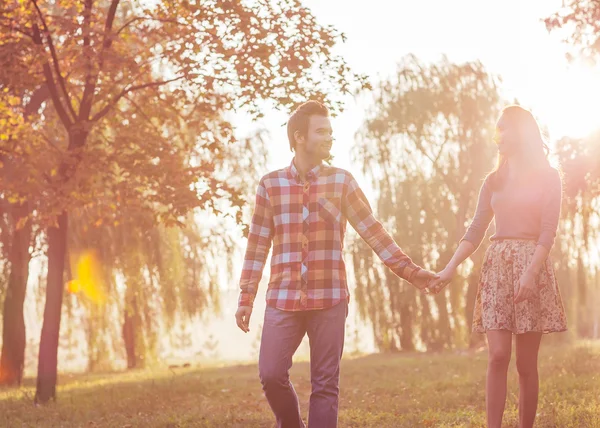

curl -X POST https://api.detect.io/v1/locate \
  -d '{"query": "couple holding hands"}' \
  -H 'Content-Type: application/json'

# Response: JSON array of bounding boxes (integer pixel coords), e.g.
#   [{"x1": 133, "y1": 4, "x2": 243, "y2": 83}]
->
[{"x1": 235, "y1": 101, "x2": 567, "y2": 428}]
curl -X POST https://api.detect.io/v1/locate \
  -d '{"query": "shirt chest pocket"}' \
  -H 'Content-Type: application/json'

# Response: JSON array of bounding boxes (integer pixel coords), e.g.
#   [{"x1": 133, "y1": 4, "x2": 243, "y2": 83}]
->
[{"x1": 318, "y1": 196, "x2": 342, "y2": 225}]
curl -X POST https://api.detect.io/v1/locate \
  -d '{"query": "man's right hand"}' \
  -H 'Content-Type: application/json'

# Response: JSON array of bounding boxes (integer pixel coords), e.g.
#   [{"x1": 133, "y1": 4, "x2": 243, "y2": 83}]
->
[
  {"x1": 410, "y1": 269, "x2": 439, "y2": 290},
  {"x1": 235, "y1": 306, "x2": 253, "y2": 333},
  {"x1": 427, "y1": 265, "x2": 457, "y2": 294}
]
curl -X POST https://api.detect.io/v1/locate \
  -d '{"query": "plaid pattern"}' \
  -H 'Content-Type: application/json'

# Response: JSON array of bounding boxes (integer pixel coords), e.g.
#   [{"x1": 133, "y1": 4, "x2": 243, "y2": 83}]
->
[{"x1": 238, "y1": 160, "x2": 421, "y2": 311}]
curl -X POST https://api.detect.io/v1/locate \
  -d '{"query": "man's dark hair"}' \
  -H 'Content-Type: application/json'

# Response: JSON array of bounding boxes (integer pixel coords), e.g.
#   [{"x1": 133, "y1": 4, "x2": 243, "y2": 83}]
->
[{"x1": 287, "y1": 100, "x2": 329, "y2": 152}]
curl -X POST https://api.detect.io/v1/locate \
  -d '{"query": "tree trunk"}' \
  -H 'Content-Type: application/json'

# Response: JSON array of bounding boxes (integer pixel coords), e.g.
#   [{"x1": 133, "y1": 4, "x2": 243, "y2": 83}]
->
[
  {"x1": 0, "y1": 85, "x2": 48, "y2": 387},
  {"x1": 35, "y1": 211, "x2": 68, "y2": 404},
  {"x1": 398, "y1": 286, "x2": 416, "y2": 351},
  {"x1": 122, "y1": 303, "x2": 136, "y2": 369},
  {"x1": 576, "y1": 253, "x2": 590, "y2": 337},
  {"x1": 399, "y1": 300, "x2": 415, "y2": 351},
  {"x1": 122, "y1": 291, "x2": 144, "y2": 369},
  {"x1": 419, "y1": 293, "x2": 436, "y2": 349},
  {"x1": 0, "y1": 202, "x2": 32, "y2": 386},
  {"x1": 434, "y1": 292, "x2": 452, "y2": 350}
]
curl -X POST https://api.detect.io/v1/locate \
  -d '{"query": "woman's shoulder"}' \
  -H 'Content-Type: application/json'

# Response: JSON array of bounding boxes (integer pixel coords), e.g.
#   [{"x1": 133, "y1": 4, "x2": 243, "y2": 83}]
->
[
  {"x1": 482, "y1": 170, "x2": 499, "y2": 190},
  {"x1": 536, "y1": 166, "x2": 562, "y2": 192}
]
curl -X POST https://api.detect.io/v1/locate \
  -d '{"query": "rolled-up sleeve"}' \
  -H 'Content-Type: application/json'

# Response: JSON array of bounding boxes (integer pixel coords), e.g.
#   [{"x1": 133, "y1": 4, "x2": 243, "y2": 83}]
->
[{"x1": 238, "y1": 178, "x2": 273, "y2": 307}]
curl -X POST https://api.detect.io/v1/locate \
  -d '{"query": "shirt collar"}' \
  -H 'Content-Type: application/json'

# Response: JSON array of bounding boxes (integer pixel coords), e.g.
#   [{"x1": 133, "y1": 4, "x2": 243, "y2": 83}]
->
[{"x1": 288, "y1": 158, "x2": 322, "y2": 183}]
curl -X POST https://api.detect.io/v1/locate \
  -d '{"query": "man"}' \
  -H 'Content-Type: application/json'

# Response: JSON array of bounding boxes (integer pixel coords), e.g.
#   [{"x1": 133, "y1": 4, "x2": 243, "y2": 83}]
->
[{"x1": 235, "y1": 100, "x2": 437, "y2": 427}]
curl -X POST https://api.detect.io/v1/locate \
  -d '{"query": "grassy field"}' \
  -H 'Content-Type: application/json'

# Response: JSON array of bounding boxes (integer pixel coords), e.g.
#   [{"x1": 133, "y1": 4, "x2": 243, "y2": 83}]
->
[{"x1": 1, "y1": 343, "x2": 599, "y2": 427}]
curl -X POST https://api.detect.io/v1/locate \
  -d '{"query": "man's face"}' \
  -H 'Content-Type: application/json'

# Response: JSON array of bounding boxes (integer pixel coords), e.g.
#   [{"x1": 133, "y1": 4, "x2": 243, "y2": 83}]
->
[{"x1": 296, "y1": 115, "x2": 333, "y2": 161}]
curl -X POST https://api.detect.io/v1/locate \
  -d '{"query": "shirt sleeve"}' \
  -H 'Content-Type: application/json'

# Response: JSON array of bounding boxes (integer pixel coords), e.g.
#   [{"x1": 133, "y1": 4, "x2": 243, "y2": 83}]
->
[
  {"x1": 343, "y1": 173, "x2": 420, "y2": 281},
  {"x1": 537, "y1": 169, "x2": 562, "y2": 251},
  {"x1": 461, "y1": 177, "x2": 494, "y2": 250},
  {"x1": 238, "y1": 178, "x2": 274, "y2": 307}
]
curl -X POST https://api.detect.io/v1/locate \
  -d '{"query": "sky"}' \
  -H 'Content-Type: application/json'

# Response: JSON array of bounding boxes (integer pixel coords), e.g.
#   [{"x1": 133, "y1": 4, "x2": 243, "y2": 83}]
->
[{"x1": 241, "y1": 0, "x2": 600, "y2": 177}]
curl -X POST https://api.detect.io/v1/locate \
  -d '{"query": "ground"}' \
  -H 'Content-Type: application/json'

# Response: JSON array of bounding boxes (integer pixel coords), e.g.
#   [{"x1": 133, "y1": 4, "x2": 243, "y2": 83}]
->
[{"x1": 1, "y1": 343, "x2": 599, "y2": 427}]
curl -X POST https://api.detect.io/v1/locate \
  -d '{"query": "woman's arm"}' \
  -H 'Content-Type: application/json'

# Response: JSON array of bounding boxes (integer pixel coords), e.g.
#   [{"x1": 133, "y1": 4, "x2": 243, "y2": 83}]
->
[
  {"x1": 515, "y1": 169, "x2": 562, "y2": 303},
  {"x1": 429, "y1": 177, "x2": 494, "y2": 292}
]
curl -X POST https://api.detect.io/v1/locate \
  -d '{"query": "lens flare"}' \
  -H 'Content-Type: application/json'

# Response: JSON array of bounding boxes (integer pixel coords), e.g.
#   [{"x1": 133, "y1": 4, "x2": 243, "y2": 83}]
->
[{"x1": 66, "y1": 250, "x2": 106, "y2": 305}]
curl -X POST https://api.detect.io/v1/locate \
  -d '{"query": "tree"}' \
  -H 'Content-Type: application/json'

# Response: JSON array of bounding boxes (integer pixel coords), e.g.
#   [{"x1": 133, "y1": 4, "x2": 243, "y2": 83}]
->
[
  {"x1": 544, "y1": 0, "x2": 600, "y2": 63},
  {"x1": 545, "y1": 3, "x2": 600, "y2": 336},
  {"x1": 65, "y1": 129, "x2": 268, "y2": 371},
  {"x1": 554, "y1": 131, "x2": 600, "y2": 338},
  {"x1": 0, "y1": 81, "x2": 49, "y2": 385},
  {"x1": 1, "y1": 0, "x2": 367, "y2": 403},
  {"x1": 352, "y1": 55, "x2": 501, "y2": 351},
  {"x1": 0, "y1": 10, "x2": 51, "y2": 384}
]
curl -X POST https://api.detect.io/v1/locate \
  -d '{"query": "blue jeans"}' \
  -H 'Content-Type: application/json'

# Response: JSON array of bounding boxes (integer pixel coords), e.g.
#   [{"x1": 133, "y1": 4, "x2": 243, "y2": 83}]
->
[{"x1": 258, "y1": 301, "x2": 348, "y2": 428}]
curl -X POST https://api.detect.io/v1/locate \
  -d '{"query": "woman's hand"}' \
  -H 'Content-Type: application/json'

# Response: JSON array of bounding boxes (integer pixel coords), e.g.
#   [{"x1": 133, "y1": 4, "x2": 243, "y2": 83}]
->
[
  {"x1": 410, "y1": 269, "x2": 439, "y2": 290},
  {"x1": 514, "y1": 271, "x2": 537, "y2": 304},
  {"x1": 427, "y1": 265, "x2": 457, "y2": 294}
]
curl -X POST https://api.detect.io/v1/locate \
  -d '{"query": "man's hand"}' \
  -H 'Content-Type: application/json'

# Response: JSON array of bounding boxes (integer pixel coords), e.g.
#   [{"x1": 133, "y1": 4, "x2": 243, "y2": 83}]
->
[
  {"x1": 427, "y1": 266, "x2": 457, "y2": 294},
  {"x1": 235, "y1": 306, "x2": 253, "y2": 333},
  {"x1": 410, "y1": 269, "x2": 439, "y2": 290},
  {"x1": 514, "y1": 271, "x2": 537, "y2": 304}
]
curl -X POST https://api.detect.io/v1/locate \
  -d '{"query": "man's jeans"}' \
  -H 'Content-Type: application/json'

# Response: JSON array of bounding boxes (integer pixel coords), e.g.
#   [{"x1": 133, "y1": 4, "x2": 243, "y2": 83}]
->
[{"x1": 258, "y1": 301, "x2": 348, "y2": 428}]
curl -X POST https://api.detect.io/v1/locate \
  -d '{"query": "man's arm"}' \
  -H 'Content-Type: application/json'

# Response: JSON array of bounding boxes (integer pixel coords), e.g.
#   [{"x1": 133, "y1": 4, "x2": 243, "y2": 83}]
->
[
  {"x1": 236, "y1": 179, "x2": 273, "y2": 332},
  {"x1": 342, "y1": 173, "x2": 436, "y2": 288}
]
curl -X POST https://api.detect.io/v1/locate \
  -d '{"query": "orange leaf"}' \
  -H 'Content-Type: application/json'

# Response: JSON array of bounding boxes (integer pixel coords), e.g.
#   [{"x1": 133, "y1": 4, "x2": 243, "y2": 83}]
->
[{"x1": 15, "y1": 216, "x2": 29, "y2": 231}]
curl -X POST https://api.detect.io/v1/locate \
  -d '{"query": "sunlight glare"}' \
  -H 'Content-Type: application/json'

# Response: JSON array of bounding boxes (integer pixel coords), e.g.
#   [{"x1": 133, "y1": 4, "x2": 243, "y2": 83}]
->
[{"x1": 66, "y1": 250, "x2": 106, "y2": 305}]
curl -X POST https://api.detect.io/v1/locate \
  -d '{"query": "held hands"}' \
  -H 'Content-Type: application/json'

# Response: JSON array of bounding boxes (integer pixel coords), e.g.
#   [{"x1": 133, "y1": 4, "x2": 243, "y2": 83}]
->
[
  {"x1": 410, "y1": 269, "x2": 440, "y2": 290},
  {"x1": 235, "y1": 306, "x2": 253, "y2": 333},
  {"x1": 425, "y1": 265, "x2": 457, "y2": 294}
]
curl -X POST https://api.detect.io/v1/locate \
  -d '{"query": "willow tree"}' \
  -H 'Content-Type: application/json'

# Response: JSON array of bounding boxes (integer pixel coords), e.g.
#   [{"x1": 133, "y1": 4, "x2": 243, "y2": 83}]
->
[
  {"x1": 65, "y1": 128, "x2": 269, "y2": 371},
  {"x1": 353, "y1": 55, "x2": 501, "y2": 351},
  {"x1": 554, "y1": 131, "x2": 600, "y2": 338},
  {"x1": 544, "y1": 0, "x2": 600, "y2": 341}
]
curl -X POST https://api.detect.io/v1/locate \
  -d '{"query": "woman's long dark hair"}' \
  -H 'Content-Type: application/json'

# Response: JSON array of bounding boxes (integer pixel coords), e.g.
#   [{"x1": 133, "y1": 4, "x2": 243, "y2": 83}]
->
[{"x1": 489, "y1": 105, "x2": 551, "y2": 189}]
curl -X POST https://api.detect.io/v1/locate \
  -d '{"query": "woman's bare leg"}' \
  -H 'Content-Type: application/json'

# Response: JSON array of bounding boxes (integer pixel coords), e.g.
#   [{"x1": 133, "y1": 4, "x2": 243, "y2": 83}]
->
[
  {"x1": 516, "y1": 332, "x2": 543, "y2": 428},
  {"x1": 486, "y1": 330, "x2": 513, "y2": 428}
]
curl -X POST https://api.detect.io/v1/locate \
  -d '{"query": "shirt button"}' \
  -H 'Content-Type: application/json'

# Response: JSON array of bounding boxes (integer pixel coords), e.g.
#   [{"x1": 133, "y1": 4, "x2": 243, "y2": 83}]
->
[{"x1": 302, "y1": 236, "x2": 308, "y2": 248}]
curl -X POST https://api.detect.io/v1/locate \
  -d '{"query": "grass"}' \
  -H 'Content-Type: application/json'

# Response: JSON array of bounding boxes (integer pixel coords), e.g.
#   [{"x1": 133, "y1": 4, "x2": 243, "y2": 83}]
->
[{"x1": 1, "y1": 343, "x2": 599, "y2": 427}]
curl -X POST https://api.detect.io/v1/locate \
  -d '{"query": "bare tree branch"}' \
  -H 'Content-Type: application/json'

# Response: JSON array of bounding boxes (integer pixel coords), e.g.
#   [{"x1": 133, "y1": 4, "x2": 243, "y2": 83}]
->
[
  {"x1": 30, "y1": 0, "x2": 78, "y2": 122},
  {"x1": 82, "y1": 0, "x2": 93, "y2": 49},
  {"x1": 115, "y1": 16, "x2": 192, "y2": 36},
  {"x1": 79, "y1": 0, "x2": 120, "y2": 121},
  {"x1": 23, "y1": 85, "x2": 50, "y2": 119},
  {"x1": 102, "y1": 0, "x2": 120, "y2": 52},
  {"x1": 433, "y1": 138, "x2": 450, "y2": 165},
  {"x1": 40, "y1": 133, "x2": 65, "y2": 154},
  {"x1": 0, "y1": 22, "x2": 34, "y2": 39},
  {"x1": 413, "y1": 137, "x2": 458, "y2": 194},
  {"x1": 123, "y1": 95, "x2": 166, "y2": 141},
  {"x1": 91, "y1": 76, "x2": 185, "y2": 122},
  {"x1": 31, "y1": 24, "x2": 73, "y2": 128}
]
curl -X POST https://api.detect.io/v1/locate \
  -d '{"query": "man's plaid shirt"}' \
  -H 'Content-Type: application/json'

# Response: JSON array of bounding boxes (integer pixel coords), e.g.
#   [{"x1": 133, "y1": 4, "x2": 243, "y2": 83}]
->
[{"x1": 238, "y1": 160, "x2": 421, "y2": 311}]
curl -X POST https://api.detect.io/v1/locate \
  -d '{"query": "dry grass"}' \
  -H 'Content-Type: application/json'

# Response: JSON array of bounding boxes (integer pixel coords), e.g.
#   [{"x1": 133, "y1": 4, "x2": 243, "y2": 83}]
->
[{"x1": 1, "y1": 342, "x2": 599, "y2": 427}]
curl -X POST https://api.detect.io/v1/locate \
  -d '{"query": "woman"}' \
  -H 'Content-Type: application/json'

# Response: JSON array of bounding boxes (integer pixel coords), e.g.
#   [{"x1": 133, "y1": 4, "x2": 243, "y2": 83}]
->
[{"x1": 428, "y1": 105, "x2": 567, "y2": 428}]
